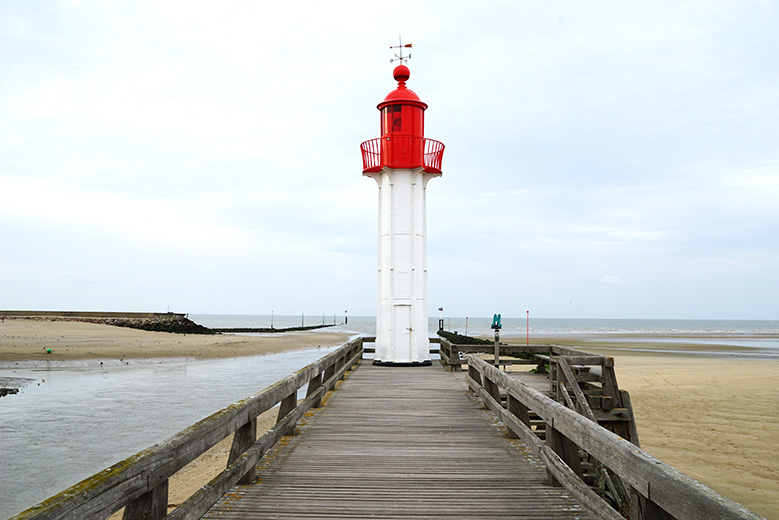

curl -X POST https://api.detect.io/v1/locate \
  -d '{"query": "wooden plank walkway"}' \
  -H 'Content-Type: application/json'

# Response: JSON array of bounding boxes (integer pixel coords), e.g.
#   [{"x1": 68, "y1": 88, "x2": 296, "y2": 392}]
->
[{"x1": 204, "y1": 361, "x2": 589, "y2": 519}]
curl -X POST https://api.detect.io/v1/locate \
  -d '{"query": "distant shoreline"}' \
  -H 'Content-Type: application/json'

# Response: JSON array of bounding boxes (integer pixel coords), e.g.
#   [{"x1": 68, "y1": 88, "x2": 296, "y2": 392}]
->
[
  {"x1": 1, "y1": 311, "x2": 343, "y2": 336},
  {"x1": 0, "y1": 319, "x2": 352, "y2": 364},
  {"x1": 211, "y1": 324, "x2": 339, "y2": 333}
]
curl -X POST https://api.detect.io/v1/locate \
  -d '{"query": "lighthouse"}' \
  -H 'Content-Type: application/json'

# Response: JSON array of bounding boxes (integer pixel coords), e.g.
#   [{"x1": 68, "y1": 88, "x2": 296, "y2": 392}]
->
[{"x1": 360, "y1": 55, "x2": 445, "y2": 365}]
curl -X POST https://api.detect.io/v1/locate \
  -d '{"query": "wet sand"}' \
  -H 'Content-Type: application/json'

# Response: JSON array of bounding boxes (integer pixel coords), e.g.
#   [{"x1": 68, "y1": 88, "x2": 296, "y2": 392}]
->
[{"x1": 504, "y1": 336, "x2": 779, "y2": 519}]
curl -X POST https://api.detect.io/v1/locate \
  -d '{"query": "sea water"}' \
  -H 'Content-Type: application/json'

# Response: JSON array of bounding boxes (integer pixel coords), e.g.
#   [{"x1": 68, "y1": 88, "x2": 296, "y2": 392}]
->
[
  {"x1": 192, "y1": 314, "x2": 779, "y2": 355},
  {"x1": 0, "y1": 348, "x2": 335, "y2": 519}
]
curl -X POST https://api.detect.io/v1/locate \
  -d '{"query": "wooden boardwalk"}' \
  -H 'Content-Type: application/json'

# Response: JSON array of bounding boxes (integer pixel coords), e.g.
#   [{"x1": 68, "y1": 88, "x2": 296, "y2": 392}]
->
[{"x1": 203, "y1": 361, "x2": 589, "y2": 519}]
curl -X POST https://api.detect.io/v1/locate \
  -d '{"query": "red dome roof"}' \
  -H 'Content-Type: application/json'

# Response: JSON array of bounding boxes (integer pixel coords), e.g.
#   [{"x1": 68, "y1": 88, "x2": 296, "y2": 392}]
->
[{"x1": 379, "y1": 65, "x2": 427, "y2": 109}]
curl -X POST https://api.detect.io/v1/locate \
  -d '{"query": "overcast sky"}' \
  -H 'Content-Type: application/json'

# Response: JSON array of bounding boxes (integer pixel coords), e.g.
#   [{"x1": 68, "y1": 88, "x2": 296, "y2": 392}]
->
[{"x1": 1, "y1": 1, "x2": 777, "y2": 320}]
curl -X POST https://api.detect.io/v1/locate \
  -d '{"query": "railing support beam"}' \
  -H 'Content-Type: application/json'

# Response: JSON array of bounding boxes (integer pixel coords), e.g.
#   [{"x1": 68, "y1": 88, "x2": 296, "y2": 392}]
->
[
  {"x1": 229, "y1": 419, "x2": 257, "y2": 484},
  {"x1": 123, "y1": 480, "x2": 168, "y2": 520},
  {"x1": 277, "y1": 391, "x2": 298, "y2": 437},
  {"x1": 306, "y1": 372, "x2": 324, "y2": 408},
  {"x1": 507, "y1": 394, "x2": 530, "y2": 439}
]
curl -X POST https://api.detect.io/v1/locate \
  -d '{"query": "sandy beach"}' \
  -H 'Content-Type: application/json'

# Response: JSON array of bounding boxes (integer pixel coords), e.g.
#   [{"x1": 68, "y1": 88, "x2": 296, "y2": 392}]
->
[
  {"x1": 3, "y1": 321, "x2": 777, "y2": 518},
  {"x1": 0, "y1": 319, "x2": 352, "y2": 364},
  {"x1": 607, "y1": 355, "x2": 777, "y2": 519}
]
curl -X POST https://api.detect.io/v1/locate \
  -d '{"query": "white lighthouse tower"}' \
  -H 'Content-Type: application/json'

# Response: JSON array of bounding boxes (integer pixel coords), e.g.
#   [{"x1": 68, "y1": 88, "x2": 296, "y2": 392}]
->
[{"x1": 360, "y1": 54, "x2": 445, "y2": 365}]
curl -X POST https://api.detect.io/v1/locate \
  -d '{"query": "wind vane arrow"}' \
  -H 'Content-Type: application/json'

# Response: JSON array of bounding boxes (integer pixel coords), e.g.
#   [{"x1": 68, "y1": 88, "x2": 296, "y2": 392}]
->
[{"x1": 390, "y1": 36, "x2": 413, "y2": 64}]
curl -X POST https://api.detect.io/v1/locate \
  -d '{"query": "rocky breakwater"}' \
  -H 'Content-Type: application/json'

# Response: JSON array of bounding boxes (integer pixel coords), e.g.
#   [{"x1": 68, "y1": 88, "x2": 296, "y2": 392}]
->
[
  {"x1": 1, "y1": 313, "x2": 217, "y2": 335},
  {"x1": 437, "y1": 329, "x2": 494, "y2": 345},
  {"x1": 101, "y1": 315, "x2": 216, "y2": 334}
]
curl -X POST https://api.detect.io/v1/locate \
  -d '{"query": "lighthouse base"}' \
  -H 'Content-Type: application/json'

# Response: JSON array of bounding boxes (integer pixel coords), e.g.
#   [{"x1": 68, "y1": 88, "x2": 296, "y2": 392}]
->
[{"x1": 372, "y1": 359, "x2": 433, "y2": 367}]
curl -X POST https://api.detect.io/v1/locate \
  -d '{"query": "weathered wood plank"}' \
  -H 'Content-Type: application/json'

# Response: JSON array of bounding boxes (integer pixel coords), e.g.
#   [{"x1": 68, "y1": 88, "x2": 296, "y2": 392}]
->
[
  {"x1": 558, "y1": 357, "x2": 597, "y2": 422},
  {"x1": 470, "y1": 375, "x2": 623, "y2": 520},
  {"x1": 204, "y1": 362, "x2": 589, "y2": 520}
]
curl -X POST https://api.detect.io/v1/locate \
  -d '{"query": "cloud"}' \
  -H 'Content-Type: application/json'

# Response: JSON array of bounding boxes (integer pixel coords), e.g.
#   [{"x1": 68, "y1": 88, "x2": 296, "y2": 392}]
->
[
  {"x1": 601, "y1": 275, "x2": 631, "y2": 285},
  {"x1": 0, "y1": 175, "x2": 251, "y2": 252}
]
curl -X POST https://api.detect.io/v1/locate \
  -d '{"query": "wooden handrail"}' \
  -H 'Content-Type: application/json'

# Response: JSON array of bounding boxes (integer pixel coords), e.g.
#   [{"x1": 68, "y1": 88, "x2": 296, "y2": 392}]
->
[
  {"x1": 11, "y1": 339, "x2": 364, "y2": 520},
  {"x1": 466, "y1": 354, "x2": 765, "y2": 520}
]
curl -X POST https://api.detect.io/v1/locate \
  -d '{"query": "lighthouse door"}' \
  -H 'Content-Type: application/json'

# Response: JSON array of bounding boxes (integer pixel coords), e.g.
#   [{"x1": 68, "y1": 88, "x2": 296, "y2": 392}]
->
[{"x1": 393, "y1": 303, "x2": 412, "y2": 362}]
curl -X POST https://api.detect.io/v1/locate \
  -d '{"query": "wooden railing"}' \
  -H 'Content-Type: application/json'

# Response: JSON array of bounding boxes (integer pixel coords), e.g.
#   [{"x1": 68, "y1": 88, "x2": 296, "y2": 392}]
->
[
  {"x1": 440, "y1": 340, "x2": 638, "y2": 438},
  {"x1": 359, "y1": 336, "x2": 440, "y2": 356},
  {"x1": 466, "y1": 354, "x2": 765, "y2": 520},
  {"x1": 11, "y1": 339, "x2": 364, "y2": 520}
]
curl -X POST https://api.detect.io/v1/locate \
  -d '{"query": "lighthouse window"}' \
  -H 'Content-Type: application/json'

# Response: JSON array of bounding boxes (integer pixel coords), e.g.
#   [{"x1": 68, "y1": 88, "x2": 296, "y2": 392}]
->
[
  {"x1": 382, "y1": 105, "x2": 404, "y2": 134},
  {"x1": 391, "y1": 104, "x2": 402, "y2": 132},
  {"x1": 381, "y1": 107, "x2": 391, "y2": 135}
]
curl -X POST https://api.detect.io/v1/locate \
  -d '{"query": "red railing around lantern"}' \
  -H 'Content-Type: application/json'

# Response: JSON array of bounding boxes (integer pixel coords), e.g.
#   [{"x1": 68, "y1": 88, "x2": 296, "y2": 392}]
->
[
  {"x1": 360, "y1": 137, "x2": 445, "y2": 174},
  {"x1": 423, "y1": 138, "x2": 445, "y2": 174},
  {"x1": 360, "y1": 138, "x2": 382, "y2": 173}
]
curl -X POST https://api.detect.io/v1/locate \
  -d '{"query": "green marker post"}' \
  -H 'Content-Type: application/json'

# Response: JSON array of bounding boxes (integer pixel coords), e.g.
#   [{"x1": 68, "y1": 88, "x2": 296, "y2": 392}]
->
[{"x1": 491, "y1": 314, "x2": 502, "y2": 368}]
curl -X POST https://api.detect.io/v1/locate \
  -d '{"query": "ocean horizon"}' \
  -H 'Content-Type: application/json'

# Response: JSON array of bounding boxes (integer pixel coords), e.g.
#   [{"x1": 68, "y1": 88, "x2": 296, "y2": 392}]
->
[
  {"x1": 190, "y1": 314, "x2": 779, "y2": 357},
  {"x1": 190, "y1": 313, "x2": 779, "y2": 336}
]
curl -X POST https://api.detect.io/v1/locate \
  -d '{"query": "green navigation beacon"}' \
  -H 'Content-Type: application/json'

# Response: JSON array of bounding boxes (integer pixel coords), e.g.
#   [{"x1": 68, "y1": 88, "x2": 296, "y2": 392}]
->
[{"x1": 491, "y1": 314, "x2": 502, "y2": 367}]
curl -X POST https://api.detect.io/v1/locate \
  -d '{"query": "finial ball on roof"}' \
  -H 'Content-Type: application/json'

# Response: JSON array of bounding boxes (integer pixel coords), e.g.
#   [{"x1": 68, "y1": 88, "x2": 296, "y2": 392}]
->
[{"x1": 393, "y1": 65, "x2": 410, "y2": 83}]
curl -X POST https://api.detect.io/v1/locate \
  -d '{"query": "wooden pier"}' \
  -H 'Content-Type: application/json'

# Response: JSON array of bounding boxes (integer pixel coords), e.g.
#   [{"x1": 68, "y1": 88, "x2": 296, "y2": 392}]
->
[
  {"x1": 10, "y1": 338, "x2": 765, "y2": 520},
  {"x1": 202, "y1": 362, "x2": 586, "y2": 519}
]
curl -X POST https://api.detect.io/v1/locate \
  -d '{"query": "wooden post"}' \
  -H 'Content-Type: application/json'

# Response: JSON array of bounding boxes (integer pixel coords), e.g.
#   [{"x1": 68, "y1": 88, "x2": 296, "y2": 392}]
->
[
  {"x1": 620, "y1": 390, "x2": 641, "y2": 447},
  {"x1": 228, "y1": 419, "x2": 257, "y2": 484},
  {"x1": 306, "y1": 372, "x2": 324, "y2": 408},
  {"x1": 351, "y1": 342, "x2": 360, "y2": 367},
  {"x1": 449, "y1": 343, "x2": 463, "y2": 372},
  {"x1": 545, "y1": 419, "x2": 562, "y2": 487},
  {"x1": 337, "y1": 353, "x2": 347, "y2": 381},
  {"x1": 483, "y1": 375, "x2": 501, "y2": 409},
  {"x1": 468, "y1": 363, "x2": 482, "y2": 390},
  {"x1": 277, "y1": 391, "x2": 298, "y2": 436},
  {"x1": 123, "y1": 479, "x2": 168, "y2": 520},
  {"x1": 507, "y1": 394, "x2": 530, "y2": 439},
  {"x1": 601, "y1": 365, "x2": 624, "y2": 406},
  {"x1": 440, "y1": 339, "x2": 456, "y2": 371},
  {"x1": 323, "y1": 362, "x2": 336, "y2": 391},
  {"x1": 546, "y1": 424, "x2": 584, "y2": 485}
]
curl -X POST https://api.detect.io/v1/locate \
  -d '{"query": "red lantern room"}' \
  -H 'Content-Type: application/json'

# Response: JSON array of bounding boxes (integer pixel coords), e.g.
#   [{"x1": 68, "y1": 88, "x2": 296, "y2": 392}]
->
[{"x1": 361, "y1": 65, "x2": 444, "y2": 174}]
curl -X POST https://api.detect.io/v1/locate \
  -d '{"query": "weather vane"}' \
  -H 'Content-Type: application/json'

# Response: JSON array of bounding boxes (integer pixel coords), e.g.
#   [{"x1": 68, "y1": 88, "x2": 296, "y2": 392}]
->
[{"x1": 390, "y1": 35, "x2": 412, "y2": 64}]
